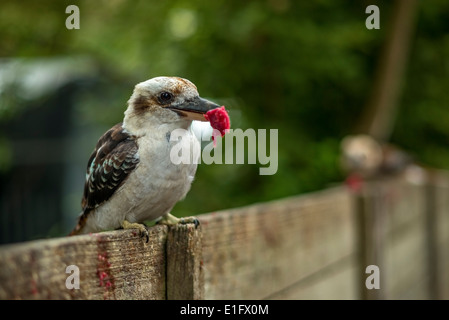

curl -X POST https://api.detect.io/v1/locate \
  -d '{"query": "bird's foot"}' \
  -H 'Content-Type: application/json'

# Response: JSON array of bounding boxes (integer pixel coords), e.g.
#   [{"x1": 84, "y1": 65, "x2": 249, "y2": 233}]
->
[
  {"x1": 156, "y1": 213, "x2": 200, "y2": 229},
  {"x1": 121, "y1": 220, "x2": 149, "y2": 243}
]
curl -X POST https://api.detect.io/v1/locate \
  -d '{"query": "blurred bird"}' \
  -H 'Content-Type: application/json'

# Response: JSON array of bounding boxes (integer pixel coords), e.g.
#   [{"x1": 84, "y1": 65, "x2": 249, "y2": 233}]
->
[
  {"x1": 69, "y1": 77, "x2": 220, "y2": 241},
  {"x1": 340, "y1": 134, "x2": 383, "y2": 179},
  {"x1": 340, "y1": 134, "x2": 415, "y2": 191}
]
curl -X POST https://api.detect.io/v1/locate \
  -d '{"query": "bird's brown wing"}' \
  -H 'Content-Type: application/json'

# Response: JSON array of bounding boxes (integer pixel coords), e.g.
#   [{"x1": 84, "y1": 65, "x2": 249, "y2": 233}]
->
[{"x1": 81, "y1": 122, "x2": 140, "y2": 211}]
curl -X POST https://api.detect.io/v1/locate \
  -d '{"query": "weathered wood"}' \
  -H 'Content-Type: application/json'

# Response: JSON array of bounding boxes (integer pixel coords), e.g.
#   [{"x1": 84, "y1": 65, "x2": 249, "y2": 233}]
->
[
  {"x1": 200, "y1": 186, "x2": 357, "y2": 300},
  {"x1": 354, "y1": 174, "x2": 449, "y2": 300},
  {"x1": 266, "y1": 255, "x2": 358, "y2": 300},
  {"x1": 166, "y1": 224, "x2": 203, "y2": 300},
  {"x1": 424, "y1": 171, "x2": 439, "y2": 300},
  {"x1": 433, "y1": 171, "x2": 449, "y2": 299},
  {"x1": 355, "y1": 183, "x2": 385, "y2": 300},
  {"x1": 0, "y1": 226, "x2": 167, "y2": 300},
  {"x1": 364, "y1": 178, "x2": 429, "y2": 299},
  {"x1": 384, "y1": 179, "x2": 429, "y2": 299},
  {"x1": 1, "y1": 173, "x2": 449, "y2": 300}
]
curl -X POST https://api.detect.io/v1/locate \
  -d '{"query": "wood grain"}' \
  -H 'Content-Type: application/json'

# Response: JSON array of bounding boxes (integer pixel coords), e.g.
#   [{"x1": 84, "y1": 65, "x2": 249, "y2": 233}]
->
[
  {"x1": 1, "y1": 173, "x2": 448, "y2": 300},
  {"x1": 167, "y1": 223, "x2": 203, "y2": 299},
  {"x1": 199, "y1": 186, "x2": 357, "y2": 300},
  {"x1": 0, "y1": 226, "x2": 167, "y2": 300},
  {"x1": 434, "y1": 171, "x2": 449, "y2": 299}
]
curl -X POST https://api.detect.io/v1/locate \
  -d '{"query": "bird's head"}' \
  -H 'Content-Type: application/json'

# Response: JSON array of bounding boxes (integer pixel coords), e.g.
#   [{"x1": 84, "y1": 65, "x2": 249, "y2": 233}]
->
[
  {"x1": 124, "y1": 76, "x2": 220, "y2": 133},
  {"x1": 340, "y1": 134, "x2": 383, "y2": 177}
]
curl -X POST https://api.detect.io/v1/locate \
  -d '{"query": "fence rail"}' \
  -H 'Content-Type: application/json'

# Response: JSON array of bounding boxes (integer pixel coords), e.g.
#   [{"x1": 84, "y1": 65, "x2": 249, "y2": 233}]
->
[{"x1": 1, "y1": 170, "x2": 448, "y2": 300}]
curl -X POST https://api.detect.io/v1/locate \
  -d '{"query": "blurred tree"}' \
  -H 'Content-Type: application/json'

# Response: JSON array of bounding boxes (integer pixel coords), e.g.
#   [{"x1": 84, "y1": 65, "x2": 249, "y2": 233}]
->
[{"x1": 0, "y1": 0, "x2": 448, "y2": 242}]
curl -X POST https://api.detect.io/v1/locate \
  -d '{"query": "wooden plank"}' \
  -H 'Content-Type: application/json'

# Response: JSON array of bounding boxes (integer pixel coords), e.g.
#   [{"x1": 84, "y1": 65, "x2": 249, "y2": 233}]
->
[
  {"x1": 199, "y1": 187, "x2": 356, "y2": 300},
  {"x1": 384, "y1": 223, "x2": 429, "y2": 299},
  {"x1": 383, "y1": 180, "x2": 426, "y2": 236},
  {"x1": 1, "y1": 173, "x2": 447, "y2": 300},
  {"x1": 356, "y1": 177, "x2": 435, "y2": 300},
  {"x1": 266, "y1": 254, "x2": 358, "y2": 300},
  {"x1": 166, "y1": 224, "x2": 203, "y2": 300},
  {"x1": 0, "y1": 226, "x2": 167, "y2": 300},
  {"x1": 380, "y1": 179, "x2": 429, "y2": 299},
  {"x1": 434, "y1": 171, "x2": 449, "y2": 299},
  {"x1": 356, "y1": 183, "x2": 385, "y2": 300},
  {"x1": 424, "y1": 171, "x2": 439, "y2": 300}
]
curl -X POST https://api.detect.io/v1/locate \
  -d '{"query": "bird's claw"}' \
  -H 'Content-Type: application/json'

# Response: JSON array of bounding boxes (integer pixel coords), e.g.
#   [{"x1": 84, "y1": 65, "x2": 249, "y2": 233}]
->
[
  {"x1": 121, "y1": 220, "x2": 149, "y2": 243},
  {"x1": 194, "y1": 218, "x2": 200, "y2": 229},
  {"x1": 180, "y1": 217, "x2": 200, "y2": 229},
  {"x1": 140, "y1": 228, "x2": 150, "y2": 243},
  {"x1": 157, "y1": 213, "x2": 200, "y2": 229}
]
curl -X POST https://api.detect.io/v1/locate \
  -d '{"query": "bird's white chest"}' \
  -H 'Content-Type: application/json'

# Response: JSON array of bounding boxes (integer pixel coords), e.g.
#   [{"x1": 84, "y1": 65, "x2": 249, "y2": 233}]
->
[{"x1": 127, "y1": 129, "x2": 199, "y2": 217}]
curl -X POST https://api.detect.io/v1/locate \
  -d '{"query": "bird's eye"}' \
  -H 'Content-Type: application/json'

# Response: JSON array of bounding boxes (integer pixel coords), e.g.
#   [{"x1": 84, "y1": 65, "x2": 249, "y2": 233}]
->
[{"x1": 159, "y1": 91, "x2": 173, "y2": 103}]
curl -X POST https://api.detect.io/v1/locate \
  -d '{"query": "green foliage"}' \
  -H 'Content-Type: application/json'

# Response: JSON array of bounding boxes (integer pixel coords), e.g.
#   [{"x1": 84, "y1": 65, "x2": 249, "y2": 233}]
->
[
  {"x1": 0, "y1": 0, "x2": 448, "y2": 223},
  {"x1": 392, "y1": 0, "x2": 449, "y2": 169}
]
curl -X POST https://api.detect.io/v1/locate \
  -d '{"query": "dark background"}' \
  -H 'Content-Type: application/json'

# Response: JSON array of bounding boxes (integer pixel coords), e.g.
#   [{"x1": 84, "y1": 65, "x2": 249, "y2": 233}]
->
[{"x1": 1, "y1": 0, "x2": 448, "y2": 243}]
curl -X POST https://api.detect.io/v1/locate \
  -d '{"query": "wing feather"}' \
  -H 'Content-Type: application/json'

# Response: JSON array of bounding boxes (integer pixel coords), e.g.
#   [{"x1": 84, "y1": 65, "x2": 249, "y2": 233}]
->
[{"x1": 81, "y1": 122, "x2": 139, "y2": 211}]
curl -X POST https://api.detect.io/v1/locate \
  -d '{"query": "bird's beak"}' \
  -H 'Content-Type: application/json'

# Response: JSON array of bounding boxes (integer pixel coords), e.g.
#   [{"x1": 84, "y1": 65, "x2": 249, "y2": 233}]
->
[{"x1": 168, "y1": 97, "x2": 220, "y2": 121}]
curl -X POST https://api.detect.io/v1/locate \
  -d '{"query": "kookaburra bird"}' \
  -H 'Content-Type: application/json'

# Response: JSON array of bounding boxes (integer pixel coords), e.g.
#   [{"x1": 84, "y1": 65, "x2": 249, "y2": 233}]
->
[
  {"x1": 340, "y1": 134, "x2": 413, "y2": 179},
  {"x1": 69, "y1": 76, "x2": 220, "y2": 240}
]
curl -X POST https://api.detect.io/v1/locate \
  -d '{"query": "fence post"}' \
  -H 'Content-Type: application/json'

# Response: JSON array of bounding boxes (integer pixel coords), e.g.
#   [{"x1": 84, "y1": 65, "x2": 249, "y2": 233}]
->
[
  {"x1": 425, "y1": 171, "x2": 439, "y2": 299},
  {"x1": 166, "y1": 224, "x2": 204, "y2": 300},
  {"x1": 355, "y1": 181, "x2": 385, "y2": 300}
]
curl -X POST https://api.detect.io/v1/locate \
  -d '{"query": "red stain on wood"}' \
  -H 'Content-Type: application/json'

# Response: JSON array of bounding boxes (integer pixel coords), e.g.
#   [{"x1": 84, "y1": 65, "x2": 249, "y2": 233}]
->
[
  {"x1": 30, "y1": 278, "x2": 38, "y2": 296},
  {"x1": 96, "y1": 236, "x2": 116, "y2": 299}
]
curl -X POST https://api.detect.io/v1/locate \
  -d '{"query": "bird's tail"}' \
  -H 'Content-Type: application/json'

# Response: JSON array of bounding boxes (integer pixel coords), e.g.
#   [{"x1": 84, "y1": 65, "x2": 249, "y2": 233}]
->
[{"x1": 68, "y1": 212, "x2": 88, "y2": 236}]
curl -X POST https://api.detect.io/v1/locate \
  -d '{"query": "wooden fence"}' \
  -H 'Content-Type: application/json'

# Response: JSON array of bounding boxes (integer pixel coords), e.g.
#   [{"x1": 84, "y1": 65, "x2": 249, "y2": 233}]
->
[{"x1": 0, "y1": 170, "x2": 448, "y2": 300}]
